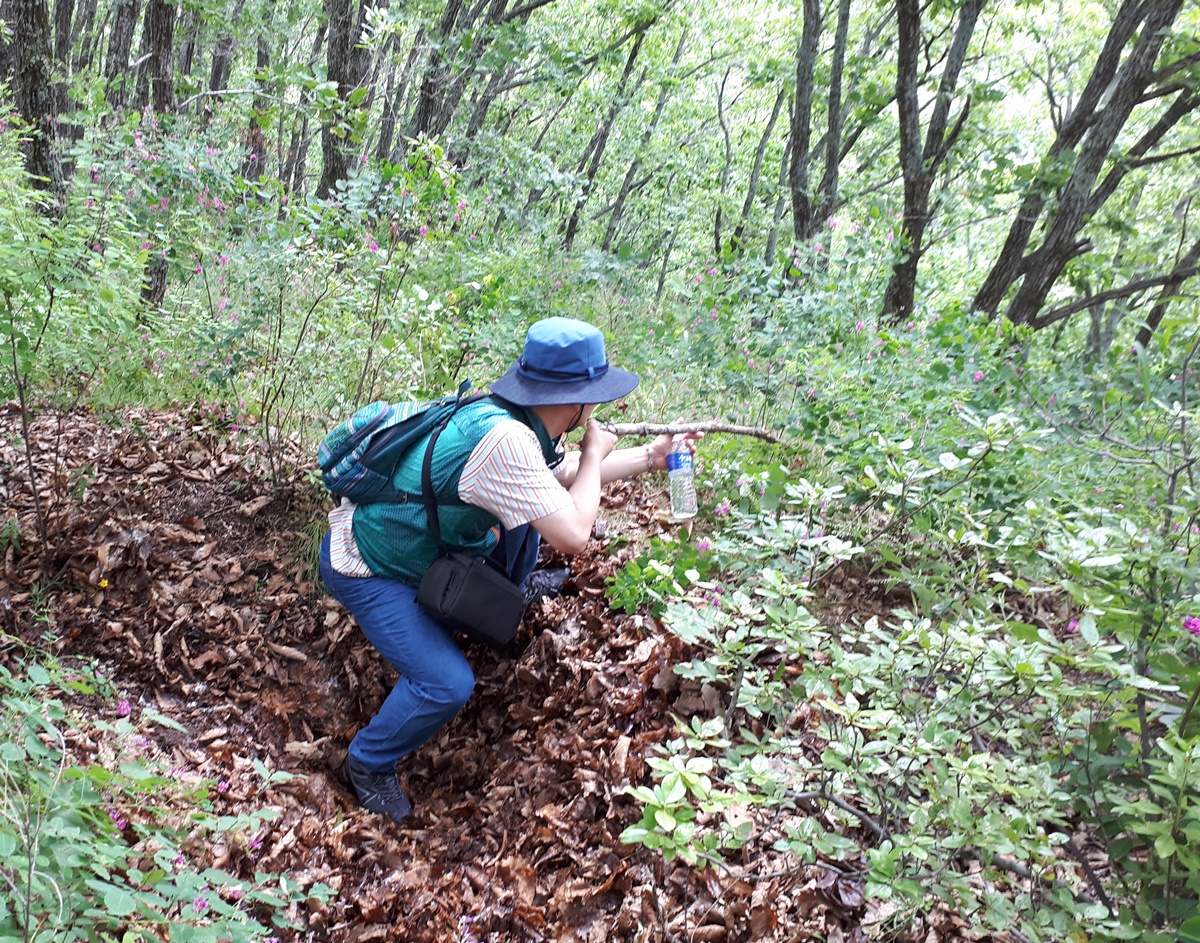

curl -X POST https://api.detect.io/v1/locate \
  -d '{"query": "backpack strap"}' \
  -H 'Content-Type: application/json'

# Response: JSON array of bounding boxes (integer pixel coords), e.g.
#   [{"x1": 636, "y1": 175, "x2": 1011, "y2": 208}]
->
[{"x1": 419, "y1": 391, "x2": 534, "y2": 552}]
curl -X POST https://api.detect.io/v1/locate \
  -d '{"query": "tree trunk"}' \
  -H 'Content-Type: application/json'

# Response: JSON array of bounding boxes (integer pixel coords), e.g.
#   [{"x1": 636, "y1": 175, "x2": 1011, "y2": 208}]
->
[
  {"x1": 881, "y1": 0, "x2": 984, "y2": 323},
  {"x1": 242, "y1": 4, "x2": 274, "y2": 182},
  {"x1": 282, "y1": 25, "x2": 326, "y2": 197},
  {"x1": 971, "y1": 0, "x2": 1184, "y2": 319},
  {"x1": 135, "y1": 0, "x2": 177, "y2": 113},
  {"x1": 316, "y1": 0, "x2": 371, "y2": 199},
  {"x1": 811, "y1": 0, "x2": 851, "y2": 233},
  {"x1": 406, "y1": 0, "x2": 466, "y2": 142},
  {"x1": 4, "y1": 0, "x2": 65, "y2": 207},
  {"x1": 51, "y1": 0, "x2": 79, "y2": 156},
  {"x1": 788, "y1": 0, "x2": 821, "y2": 244},
  {"x1": 376, "y1": 28, "x2": 424, "y2": 162},
  {"x1": 713, "y1": 66, "x2": 733, "y2": 259},
  {"x1": 999, "y1": 0, "x2": 1184, "y2": 326},
  {"x1": 765, "y1": 133, "x2": 792, "y2": 267},
  {"x1": 70, "y1": 0, "x2": 98, "y2": 72},
  {"x1": 202, "y1": 0, "x2": 246, "y2": 125},
  {"x1": 175, "y1": 7, "x2": 199, "y2": 80},
  {"x1": 562, "y1": 26, "x2": 647, "y2": 250},
  {"x1": 103, "y1": 0, "x2": 141, "y2": 112},
  {"x1": 730, "y1": 88, "x2": 786, "y2": 256},
  {"x1": 601, "y1": 30, "x2": 685, "y2": 253},
  {"x1": 1134, "y1": 236, "x2": 1200, "y2": 349}
]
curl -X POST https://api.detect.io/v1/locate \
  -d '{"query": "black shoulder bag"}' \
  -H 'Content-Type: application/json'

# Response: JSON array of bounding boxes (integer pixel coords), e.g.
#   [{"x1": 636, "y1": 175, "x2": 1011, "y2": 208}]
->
[{"x1": 414, "y1": 402, "x2": 526, "y2": 647}]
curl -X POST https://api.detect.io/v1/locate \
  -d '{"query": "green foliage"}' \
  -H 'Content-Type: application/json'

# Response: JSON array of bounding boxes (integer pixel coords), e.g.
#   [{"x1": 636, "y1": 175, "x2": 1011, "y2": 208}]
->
[
  {"x1": 0, "y1": 648, "x2": 331, "y2": 942},
  {"x1": 606, "y1": 534, "x2": 718, "y2": 618}
]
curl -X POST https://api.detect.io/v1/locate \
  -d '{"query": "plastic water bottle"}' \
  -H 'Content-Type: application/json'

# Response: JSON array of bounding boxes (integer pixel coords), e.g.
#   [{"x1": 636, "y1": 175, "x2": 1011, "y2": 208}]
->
[{"x1": 667, "y1": 435, "x2": 698, "y2": 520}]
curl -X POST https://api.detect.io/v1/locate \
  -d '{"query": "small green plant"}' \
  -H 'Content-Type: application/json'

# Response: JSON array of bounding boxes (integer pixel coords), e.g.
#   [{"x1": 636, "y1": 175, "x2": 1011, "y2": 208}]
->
[
  {"x1": 0, "y1": 648, "x2": 331, "y2": 942},
  {"x1": 605, "y1": 535, "x2": 718, "y2": 618}
]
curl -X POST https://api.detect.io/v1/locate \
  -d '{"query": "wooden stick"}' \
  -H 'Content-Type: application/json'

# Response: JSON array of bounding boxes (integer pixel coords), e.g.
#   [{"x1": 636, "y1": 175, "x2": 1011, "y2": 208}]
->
[{"x1": 600, "y1": 421, "x2": 780, "y2": 443}]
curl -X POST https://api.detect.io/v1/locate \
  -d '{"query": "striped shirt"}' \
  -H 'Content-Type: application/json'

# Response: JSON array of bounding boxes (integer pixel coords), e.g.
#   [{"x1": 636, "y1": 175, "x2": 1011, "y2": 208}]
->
[{"x1": 328, "y1": 418, "x2": 571, "y2": 577}]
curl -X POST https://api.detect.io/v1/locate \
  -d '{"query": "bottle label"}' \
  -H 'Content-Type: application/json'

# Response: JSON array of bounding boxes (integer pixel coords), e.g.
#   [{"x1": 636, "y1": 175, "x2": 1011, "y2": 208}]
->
[{"x1": 666, "y1": 451, "x2": 693, "y2": 473}]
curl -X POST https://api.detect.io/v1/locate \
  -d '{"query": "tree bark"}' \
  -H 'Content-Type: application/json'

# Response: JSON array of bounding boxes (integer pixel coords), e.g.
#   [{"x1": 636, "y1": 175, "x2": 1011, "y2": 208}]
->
[
  {"x1": 103, "y1": 0, "x2": 141, "y2": 112},
  {"x1": 316, "y1": 0, "x2": 371, "y2": 199},
  {"x1": 242, "y1": 1, "x2": 275, "y2": 182},
  {"x1": 406, "y1": 0, "x2": 467, "y2": 142},
  {"x1": 730, "y1": 88, "x2": 786, "y2": 256},
  {"x1": 69, "y1": 0, "x2": 98, "y2": 72},
  {"x1": 713, "y1": 66, "x2": 734, "y2": 258},
  {"x1": 175, "y1": 7, "x2": 199, "y2": 80},
  {"x1": 765, "y1": 133, "x2": 792, "y2": 267},
  {"x1": 971, "y1": 0, "x2": 1185, "y2": 319},
  {"x1": 811, "y1": 0, "x2": 851, "y2": 232},
  {"x1": 4, "y1": 0, "x2": 66, "y2": 207},
  {"x1": 881, "y1": 0, "x2": 984, "y2": 323},
  {"x1": 788, "y1": 0, "x2": 821, "y2": 245},
  {"x1": 135, "y1": 0, "x2": 177, "y2": 113},
  {"x1": 376, "y1": 28, "x2": 424, "y2": 162},
  {"x1": 562, "y1": 26, "x2": 647, "y2": 250}
]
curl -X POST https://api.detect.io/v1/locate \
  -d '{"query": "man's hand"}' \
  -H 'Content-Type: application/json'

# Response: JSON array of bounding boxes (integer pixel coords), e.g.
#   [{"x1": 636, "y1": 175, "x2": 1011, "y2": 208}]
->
[
  {"x1": 647, "y1": 424, "x2": 703, "y2": 471},
  {"x1": 579, "y1": 418, "x2": 618, "y2": 463}
]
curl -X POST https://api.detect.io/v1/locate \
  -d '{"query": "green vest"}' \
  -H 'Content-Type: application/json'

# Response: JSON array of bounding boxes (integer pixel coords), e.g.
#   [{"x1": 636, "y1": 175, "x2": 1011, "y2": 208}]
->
[{"x1": 351, "y1": 398, "x2": 560, "y2": 582}]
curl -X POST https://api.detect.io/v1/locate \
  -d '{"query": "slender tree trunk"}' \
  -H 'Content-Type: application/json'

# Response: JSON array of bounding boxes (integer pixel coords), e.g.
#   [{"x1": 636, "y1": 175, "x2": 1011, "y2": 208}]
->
[
  {"x1": 377, "y1": 28, "x2": 424, "y2": 162},
  {"x1": 812, "y1": 0, "x2": 851, "y2": 230},
  {"x1": 51, "y1": 0, "x2": 80, "y2": 157},
  {"x1": 202, "y1": 0, "x2": 246, "y2": 125},
  {"x1": 602, "y1": 29, "x2": 686, "y2": 254},
  {"x1": 881, "y1": 0, "x2": 984, "y2": 323},
  {"x1": 176, "y1": 8, "x2": 199, "y2": 80},
  {"x1": 135, "y1": 0, "x2": 177, "y2": 113},
  {"x1": 282, "y1": 25, "x2": 325, "y2": 198},
  {"x1": 407, "y1": 0, "x2": 466, "y2": 141},
  {"x1": 562, "y1": 27, "x2": 647, "y2": 250},
  {"x1": 104, "y1": 0, "x2": 141, "y2": 112},
  {"x1": 713, "y1": 66, "x2": 734, "y2": 259},
  {"x1": 316, "y1": 0, "x2": 371, "y2": 199},
  {"x1": 765, "y1": 133, "x2": 792, "y2": 267},
  {"x1": 731, "y1": 88, "x2": 786, "y2": 255},
  {"x1": 70, "y1": 0, "x2": 98, "y2": 72},
  {"x1": 971, "y1": 0, "x2": 1180, "y2": 319},
  {"x1": 655, "y1": 227, "x2": 678, "y2": 307},
  {"x1": 788, "y1": 0, "x2": 821, "y2": 244},
  {"x1": 242, "y1": 2, "x2": 275, "y2": 182}
]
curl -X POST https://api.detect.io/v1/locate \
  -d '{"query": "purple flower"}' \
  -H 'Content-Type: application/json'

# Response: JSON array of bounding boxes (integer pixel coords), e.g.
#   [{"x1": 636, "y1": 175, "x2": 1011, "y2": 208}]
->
[
  {"x1": 192, "y1": 896, "x2": 208, "y2": 913},
  {"x1": 116, "y1": 699, "x2": 131, "y2": 717},
  {"x1": 713, "y1": 501, "x2": 732, "y2": 518},
  {"x1": 1184, "y1": 616, "x2": 1200, "y2": 637},
  {"x1": 1066, "y1": 619, "x2": 1079, "y2": 633},
  {"x1": 854, "y1": 321, "x2": 865, "y2": 332},
  {"x1": 696, "y1": 539, "x2": 711, "y2": 552},
  {"x1": 973, "y1": 371, "x2": 985, "y2": 383}
]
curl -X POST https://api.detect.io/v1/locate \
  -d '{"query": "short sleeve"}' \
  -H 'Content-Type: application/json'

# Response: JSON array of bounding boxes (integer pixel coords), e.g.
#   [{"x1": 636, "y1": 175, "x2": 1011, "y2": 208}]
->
[{"x1": 458, "y1": 419, "x2": 573, "y2": 528}]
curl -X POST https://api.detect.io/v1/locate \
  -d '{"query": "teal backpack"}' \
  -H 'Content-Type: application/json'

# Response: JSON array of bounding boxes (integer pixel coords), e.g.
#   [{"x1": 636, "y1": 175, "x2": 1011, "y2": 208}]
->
[{"x1": 318, "y1": 382, "x2": 484, "y2": 503}]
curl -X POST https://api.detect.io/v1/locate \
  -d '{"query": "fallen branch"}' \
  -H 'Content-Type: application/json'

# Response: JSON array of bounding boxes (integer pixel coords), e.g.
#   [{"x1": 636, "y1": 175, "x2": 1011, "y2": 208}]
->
[{"x1": 601, "y1": 421, "x2": 780, "y2": 443}]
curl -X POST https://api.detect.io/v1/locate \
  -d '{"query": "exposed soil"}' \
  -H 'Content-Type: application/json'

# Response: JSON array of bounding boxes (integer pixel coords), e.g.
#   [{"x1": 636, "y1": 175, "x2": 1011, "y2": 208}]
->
[{"x1": 0, "y1": 406, "x2": 1030, "y2": 943}]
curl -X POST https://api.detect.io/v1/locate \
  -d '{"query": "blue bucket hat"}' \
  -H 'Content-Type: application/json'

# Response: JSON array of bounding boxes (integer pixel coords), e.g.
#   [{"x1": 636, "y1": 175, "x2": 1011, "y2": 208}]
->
[{"x1": 491, "y1": 317, "x2": 639, "y2": 407}]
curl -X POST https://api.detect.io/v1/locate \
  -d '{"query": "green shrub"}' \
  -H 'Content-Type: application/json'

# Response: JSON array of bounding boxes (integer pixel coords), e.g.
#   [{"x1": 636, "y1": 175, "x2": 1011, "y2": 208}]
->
[{"x1": 0, "y1": 647, "x2": 330, "y2": 942}]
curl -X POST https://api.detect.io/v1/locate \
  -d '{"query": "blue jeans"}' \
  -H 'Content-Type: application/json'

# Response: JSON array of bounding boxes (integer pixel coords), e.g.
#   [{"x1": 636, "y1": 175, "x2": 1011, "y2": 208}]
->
[{"x1": 320, "y1": 527, "x2": 538, "y2": 771}]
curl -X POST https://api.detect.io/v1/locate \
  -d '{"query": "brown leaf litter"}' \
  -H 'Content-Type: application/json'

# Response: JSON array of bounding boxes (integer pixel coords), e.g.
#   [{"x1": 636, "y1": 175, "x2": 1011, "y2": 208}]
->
[{"x1": 0, "y1": 405, "x2": 1048, "y2": 942}]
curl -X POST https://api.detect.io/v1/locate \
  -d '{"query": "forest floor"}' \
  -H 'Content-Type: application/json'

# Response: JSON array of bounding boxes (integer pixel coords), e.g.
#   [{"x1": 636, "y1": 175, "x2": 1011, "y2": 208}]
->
[{"x1": 0, "y1": 406, "x2": 1028, "y2": 943}]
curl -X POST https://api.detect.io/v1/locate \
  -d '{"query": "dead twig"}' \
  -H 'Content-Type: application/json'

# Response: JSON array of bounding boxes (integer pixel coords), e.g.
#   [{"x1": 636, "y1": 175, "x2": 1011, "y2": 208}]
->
[{"x1": 601, "y1": 421, "x2": 780, "y2": 443}]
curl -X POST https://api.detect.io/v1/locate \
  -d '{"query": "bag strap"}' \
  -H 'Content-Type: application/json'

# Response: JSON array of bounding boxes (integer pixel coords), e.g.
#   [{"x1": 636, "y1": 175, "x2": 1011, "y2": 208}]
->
[{"x1": 420, "y1": 389, "x2": 498, "y2": 553}]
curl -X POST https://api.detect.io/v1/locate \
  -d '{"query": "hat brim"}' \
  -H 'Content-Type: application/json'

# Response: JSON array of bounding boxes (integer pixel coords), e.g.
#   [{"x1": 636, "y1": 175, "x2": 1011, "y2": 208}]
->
[{"x1": 491, "y1": 363, "x2": 639, "y2": 406}]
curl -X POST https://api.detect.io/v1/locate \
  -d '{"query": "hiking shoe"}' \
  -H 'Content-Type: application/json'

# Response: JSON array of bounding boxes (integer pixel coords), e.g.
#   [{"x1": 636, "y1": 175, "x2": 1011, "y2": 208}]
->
[
  {"x1": 340, "y1": 757, "x2": 412, "y2": 824},
  {"x1": 523, "y1": 567, "x2": 570, "y2": 605}
]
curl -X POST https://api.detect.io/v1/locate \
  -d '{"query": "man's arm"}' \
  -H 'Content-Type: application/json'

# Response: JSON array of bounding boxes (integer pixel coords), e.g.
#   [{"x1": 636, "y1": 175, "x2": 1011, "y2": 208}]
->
[{"x1": 531, "y1": 420, "x2": 616, "y2": 553}]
